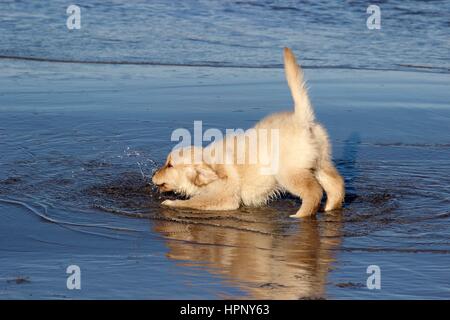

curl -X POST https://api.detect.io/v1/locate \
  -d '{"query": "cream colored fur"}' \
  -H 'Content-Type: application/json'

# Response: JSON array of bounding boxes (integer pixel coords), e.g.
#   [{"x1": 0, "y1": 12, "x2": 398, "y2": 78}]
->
[{"x1": 152, "y1": 48, "x2": 344, "y2": 217}]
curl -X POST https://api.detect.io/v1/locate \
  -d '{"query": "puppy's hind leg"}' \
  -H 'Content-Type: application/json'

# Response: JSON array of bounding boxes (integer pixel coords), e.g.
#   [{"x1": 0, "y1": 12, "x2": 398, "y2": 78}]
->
[
  {"x1": 315, "y1": 162, "x2": 345, "y2": 212},
  {"x1": 278, "y1": 169, "x2": 323, "y2": 218}
]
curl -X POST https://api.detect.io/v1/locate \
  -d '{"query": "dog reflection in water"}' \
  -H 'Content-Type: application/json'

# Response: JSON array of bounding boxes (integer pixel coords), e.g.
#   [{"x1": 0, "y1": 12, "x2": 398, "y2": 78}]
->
[{"x1": 152, "y1": 206, "x2": 342, "y2": 299}]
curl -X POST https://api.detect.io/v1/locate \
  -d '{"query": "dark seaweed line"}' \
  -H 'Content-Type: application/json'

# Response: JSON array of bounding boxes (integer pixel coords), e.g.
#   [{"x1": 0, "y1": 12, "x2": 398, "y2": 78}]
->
[
  {"x1": 336, "y1": 141, "x2": 450, "y2": 150},
  {"x1": 0, "y1": 54, "x2": 279, "y2": 68},
  {"x1": 1, "y1": 55, "x2": 449, "y2": 74}
]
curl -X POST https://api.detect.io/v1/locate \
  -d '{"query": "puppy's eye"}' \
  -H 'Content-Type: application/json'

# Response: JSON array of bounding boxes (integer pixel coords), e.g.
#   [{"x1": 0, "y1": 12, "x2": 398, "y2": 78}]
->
[{"x1": 167, "y1": 163, "x2": 173, "y2": 168}]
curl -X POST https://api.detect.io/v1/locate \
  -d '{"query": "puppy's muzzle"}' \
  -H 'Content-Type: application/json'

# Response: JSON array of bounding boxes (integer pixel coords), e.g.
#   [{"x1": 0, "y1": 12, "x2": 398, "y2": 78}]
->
[
  {"x1": 152, "y1": 180, "x2": 168, "y2": 192},
  {"x1": 152, "y1": 172, "x2": 169, "y2": 192}
]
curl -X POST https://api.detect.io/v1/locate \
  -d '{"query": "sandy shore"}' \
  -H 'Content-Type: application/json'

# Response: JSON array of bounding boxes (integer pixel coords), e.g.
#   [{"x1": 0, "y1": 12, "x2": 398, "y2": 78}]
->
[{"x1": 0, "y1": 60, "x2": 449, "y2": 299}]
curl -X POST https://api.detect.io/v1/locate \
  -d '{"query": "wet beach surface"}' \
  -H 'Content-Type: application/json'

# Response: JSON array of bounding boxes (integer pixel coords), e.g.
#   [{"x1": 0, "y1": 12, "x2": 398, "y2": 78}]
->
[{"x1": 0, "y1": 61, "x2": 449, "y2": 299}]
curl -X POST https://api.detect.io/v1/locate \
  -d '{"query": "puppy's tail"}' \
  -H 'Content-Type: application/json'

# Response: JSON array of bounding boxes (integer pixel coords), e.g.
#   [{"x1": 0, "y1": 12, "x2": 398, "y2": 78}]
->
[{"x1": 283, "y1": 47, "x2": 315, "y2": 124}]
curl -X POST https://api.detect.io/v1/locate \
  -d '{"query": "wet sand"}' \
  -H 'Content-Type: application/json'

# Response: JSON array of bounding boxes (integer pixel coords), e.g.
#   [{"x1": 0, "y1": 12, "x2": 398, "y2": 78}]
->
[{"x1": 0, "y1": 60, "x2": 449, "y2": 299}]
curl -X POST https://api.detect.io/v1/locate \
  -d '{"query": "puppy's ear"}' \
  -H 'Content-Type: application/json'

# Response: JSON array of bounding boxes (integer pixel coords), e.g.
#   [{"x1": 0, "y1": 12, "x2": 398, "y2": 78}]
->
[{"x1": 193, "y1": 164, "x2": 226, "y2": 186}]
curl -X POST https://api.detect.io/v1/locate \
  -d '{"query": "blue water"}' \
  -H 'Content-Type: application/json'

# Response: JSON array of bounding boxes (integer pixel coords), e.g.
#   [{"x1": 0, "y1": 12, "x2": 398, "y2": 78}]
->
[{"x1": 0, "y1": 0, "x2": 449, "y2": 72}]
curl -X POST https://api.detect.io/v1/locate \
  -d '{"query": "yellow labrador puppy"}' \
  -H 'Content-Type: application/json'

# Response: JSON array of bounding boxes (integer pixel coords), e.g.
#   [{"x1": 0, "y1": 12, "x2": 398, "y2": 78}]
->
[{"x1": 152, "y1": 48, "x2": 344, "y2": 217}]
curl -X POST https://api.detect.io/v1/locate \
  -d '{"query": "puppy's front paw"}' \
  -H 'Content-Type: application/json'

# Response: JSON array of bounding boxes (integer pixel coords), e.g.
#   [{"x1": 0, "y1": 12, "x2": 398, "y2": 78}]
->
[
  {"x1": 161, "y1": 199, "x2": 177, "y2": 207},
  {"x1": 289, "y1": 212, "x2": 313, "y2": 219}
]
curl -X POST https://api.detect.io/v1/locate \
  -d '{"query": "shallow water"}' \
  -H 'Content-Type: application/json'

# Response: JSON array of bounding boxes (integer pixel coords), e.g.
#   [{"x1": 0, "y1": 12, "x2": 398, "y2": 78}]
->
[
  {"x1": 0, "y1": 60, "x2": 449, "y2": 299},
  {"x1": 1, "y1": 0, "x2": 449, "y2": 72}
]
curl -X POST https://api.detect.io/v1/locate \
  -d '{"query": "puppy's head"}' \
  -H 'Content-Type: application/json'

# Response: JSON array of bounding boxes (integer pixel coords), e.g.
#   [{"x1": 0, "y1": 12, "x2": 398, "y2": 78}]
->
[{"x1": 152, "y1": 146, "x2": 225, "y2": 196}]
